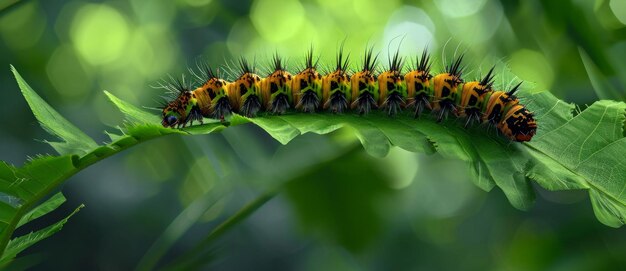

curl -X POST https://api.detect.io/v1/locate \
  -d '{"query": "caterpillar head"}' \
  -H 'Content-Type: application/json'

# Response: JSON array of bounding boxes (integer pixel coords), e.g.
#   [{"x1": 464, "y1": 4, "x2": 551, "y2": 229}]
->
[
  {"x1": 158, "y1": 75, "x2": 196, "y2": 128},
  {"x1": 498, "y1": 105, "x2": 537, "y2": 142},
  {"x1": 162, "y1": 110, "x2": 181, "y2": 128},
  {"x1": 161, "y1": 98, "x2": 183, "y2": 128}
]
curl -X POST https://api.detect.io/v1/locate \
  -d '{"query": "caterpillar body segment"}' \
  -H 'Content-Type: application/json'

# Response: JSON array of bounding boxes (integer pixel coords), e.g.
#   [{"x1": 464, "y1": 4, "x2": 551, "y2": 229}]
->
[
  {"x1": 350, "y1": 47, "x2": 379, "y2": 115},
  {"x1": 377, "y1": 50, "x2": 407, "y2": 116},
  {"x1": 498, "y1": 104, "x2": 537, "y2": 142},
  {"x1": 160, "y1": 48, "x2": 537, "y2": 142},
  {"x1": 190, "y1": 63, "x2": 232, "y2": 121},
  {"x1": 292, "y1": 49, "x2": 323, "y2": 113},
  {"x1": 481, "y1": 82, "x2": 522, "y2": 125},
  {"x1": 404, "y1": 50, "x2": 433, "y2": 118},
  {"x1": 432, "y1": 55, "x2": 464, "y2": 122},
  {"x1": 322, "y1": 45, "x2": 351, "y2": 113},
  {"x1": 227, "y1": 58, "x2": 263, "y2": 117},
  {"x1": 261, "y1": 55, "x2": 293, "y2": 115},
  {"x1": 457, "y1": 67, "x2": 495, "y2": 127}
]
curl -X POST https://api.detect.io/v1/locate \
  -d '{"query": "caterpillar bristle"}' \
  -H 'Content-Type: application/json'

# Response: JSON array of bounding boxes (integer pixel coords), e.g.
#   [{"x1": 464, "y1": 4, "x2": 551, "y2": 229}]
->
[
  {"x1": 238, "y1": 57, "x2": 254, "y2": 75},
  {"x1": 272, "y1": 53, "x2": 285, "y2": 71},
  {"x1": 158, "y1": 44, "x2": 537, "y2": 142},
  {"x1": 479, "y1": 66, "x2": 496, "y2": 91},
  {"x1": 362, "y1": 46, "x2": 379, "y2": 72},
  {"x1": 446, "y1": 54, "x2": 464, "y2": 79},
  {"x1": 507, "y1": 81, "x2": 523, "y2": 96},
  {"x1": 304, "y1": 46, "x2": 319, "y2": 70},
  {"x1": 190, "y1": 58, "x2": 218, "y2": 83},
  {"x1": 388, "y1": 49, "x2": 403, "y2": 72},
  {"x1": 416, "y1": 49, "x2": 432, "y2": 76},
  {"x1": 336, "y1": 42, "x2": 350, "y2": 72}
]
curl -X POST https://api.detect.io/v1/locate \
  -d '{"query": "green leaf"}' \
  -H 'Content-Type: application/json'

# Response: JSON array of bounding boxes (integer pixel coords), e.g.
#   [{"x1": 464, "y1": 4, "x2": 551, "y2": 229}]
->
[
  {"x1": 17, "y1": 193, "x2": 66, "y2": 228},
  {"x1": 526, "y1": 92, "x2": 626, "y2": 227},
  {"x1": 11, "y1": 156, "x2": 77, "y2": 203},
  {"x1": 11, "y1": 66, "x2": 98, "y2": 155},
  {"x1": 104, "y1": 90, "x2": 162, "y2": 125},
  {"x1": 0, "y1": 204, "x2": 83, "y2": 267},
  {"x1": 579, "y1": 48, "x2": 625, "y2": 100},
  {"x1": 101, "y1": 89, "x2": 626, "y2": 220},
  {"x1": 0, "y1": 202, "x2": 17, "y2": 236},
  {"x1": 0, "y1": 155, "x2": 77, "y2": 258}
]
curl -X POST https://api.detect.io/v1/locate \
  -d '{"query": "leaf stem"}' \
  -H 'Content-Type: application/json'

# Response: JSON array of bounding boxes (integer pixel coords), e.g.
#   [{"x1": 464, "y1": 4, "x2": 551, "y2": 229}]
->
[{"x1": 160, "y1": 189, "x2": 278, "y2": 271}]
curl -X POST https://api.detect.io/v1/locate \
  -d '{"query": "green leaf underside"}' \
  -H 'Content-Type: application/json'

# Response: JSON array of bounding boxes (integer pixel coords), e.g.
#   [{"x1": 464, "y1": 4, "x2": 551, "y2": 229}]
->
[
  {"x1": 2, "y1": 68, "x2": 626, "y2": 264},
  {"x1": 17, "y1": 192, "x2": 66, "y2": 228},
  {"x1": 11, "y1": 66, "x2": 98, "y2": 156},
  {"x1": 0, "y1": 204, "x2": 83, "y2": 266}
]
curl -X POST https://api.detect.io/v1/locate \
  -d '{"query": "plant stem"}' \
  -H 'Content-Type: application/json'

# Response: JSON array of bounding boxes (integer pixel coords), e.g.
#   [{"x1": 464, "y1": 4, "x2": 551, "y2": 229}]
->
[{"x1": 160, "y1": 189, "x2": 278, "y2": 271}]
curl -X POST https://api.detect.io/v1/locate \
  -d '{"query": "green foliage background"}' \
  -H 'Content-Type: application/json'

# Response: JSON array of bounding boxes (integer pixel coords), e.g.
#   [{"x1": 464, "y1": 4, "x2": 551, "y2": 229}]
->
[{"x1": 1, "y1": 0, "x2": 626, "y2": 270}]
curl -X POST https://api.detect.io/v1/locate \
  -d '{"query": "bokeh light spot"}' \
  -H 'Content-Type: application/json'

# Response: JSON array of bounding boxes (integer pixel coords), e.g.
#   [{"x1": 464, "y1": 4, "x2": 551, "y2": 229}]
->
[
  {"x1": 509, "y1": 49, "x2": 554, "y2": 91},
  {"x1": 0, "y1": 2, "x2": 46, "y2": 50},
  {"x1": 610, "y1": 0, "x2": 626, "y2": 25},
  {"x1": 382, "y1": 6, "x2": 436, "y2": 58},
  {"x1": 46, "y1": 45, "x2": 92, "y2": 101},
  {"x1": 183, "y1": 0, "x2": 213, "y2": 7},
  {"x1": 70, "y1": 4, "x2": 130, "y2": 65},
  {"x1": 434, "y1": 0, "x2": 488, "y2": 18},
  {"x1": 250, "y1": 0, "x2": 305, "y2": 42},
  {"x1": 445, "y1": 0, "x2": 503, "y2": 44}
]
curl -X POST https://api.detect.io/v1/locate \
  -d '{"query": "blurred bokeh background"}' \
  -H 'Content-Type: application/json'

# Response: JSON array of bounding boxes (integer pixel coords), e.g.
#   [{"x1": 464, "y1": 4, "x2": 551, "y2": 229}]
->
[{"x1": 1, "y1": 0, "x2": 626, "y2": 270}]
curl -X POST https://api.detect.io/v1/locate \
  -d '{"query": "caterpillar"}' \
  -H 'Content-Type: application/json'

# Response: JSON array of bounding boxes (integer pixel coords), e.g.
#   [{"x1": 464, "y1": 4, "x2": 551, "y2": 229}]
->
[{"x1": 159, "y1": 46, "x2": 537, "y2": 142}]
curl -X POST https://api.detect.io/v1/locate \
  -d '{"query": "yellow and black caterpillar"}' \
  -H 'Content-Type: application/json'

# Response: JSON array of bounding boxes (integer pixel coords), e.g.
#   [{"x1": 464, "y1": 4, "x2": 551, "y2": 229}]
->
[{"x1": 160, "y1": 47, "x2": 537, "y2": 142}]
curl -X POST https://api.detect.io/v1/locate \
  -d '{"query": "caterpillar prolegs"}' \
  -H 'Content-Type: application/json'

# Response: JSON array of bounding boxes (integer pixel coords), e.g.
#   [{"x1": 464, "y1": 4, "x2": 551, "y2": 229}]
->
[{"x1": 160, "y1": 46, "x2": 537, "y2": 142}]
